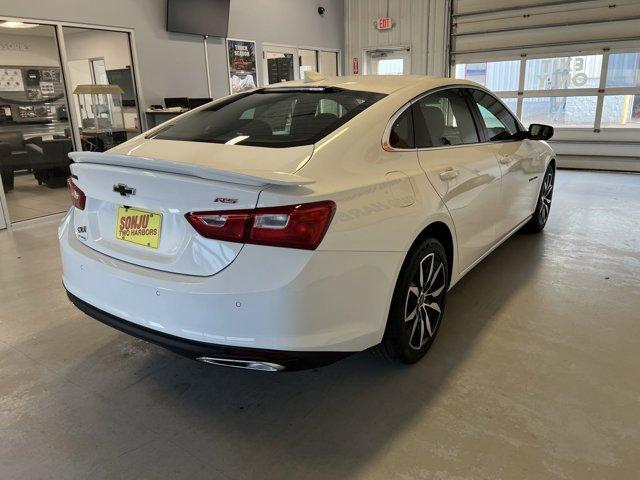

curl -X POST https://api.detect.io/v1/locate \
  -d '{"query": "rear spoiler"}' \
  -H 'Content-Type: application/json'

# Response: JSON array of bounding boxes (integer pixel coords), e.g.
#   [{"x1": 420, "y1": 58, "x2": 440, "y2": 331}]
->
[{"x1": 69, "y1": 152, "x2": 314, "y2": 187}]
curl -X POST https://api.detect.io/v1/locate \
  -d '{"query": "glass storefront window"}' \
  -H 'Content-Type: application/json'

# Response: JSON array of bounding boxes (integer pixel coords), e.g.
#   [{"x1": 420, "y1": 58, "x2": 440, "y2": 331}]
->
[
  {"x1": 601, "y1": 95, "x2": 640, "y2": 128},
  {"x1": 0, "y1": 22, "x2": 142, "y2": 227},
  {"x1": 376, "y1": 59, "x2": 404, "y2": 75},
  {"x1": 606, "y1": 52, "x2": 640, "y2": 88},
  {"x1": 524, "y1": 55, "x2": 602, "y2": 90},
  {"x1": 522, "y1": 96, "x2": 597, "y2": 127},
  {"x1": 63, "y1": 26, "x2": 141, "y2": 152},
  {"x1": 455, "y1": 60, "x2": 520, "y2": 91},
  {"x1": 265, "y1": 52, "x2": 295, "y2": 84},
  {"x1": 318, "y1": 51, "x2": 339, "y2": 77},
  {"x1": 0, "y1": 23, "x2": 74, "y2": 222},
  {"x1": 299, "y1": 49, "x2": 317, "y2": 79}
]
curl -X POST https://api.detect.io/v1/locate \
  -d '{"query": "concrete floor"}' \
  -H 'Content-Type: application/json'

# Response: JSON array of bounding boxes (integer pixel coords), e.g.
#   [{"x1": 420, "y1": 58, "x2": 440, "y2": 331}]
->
[
  {"x1": 0, "y1": 170, "x2": 638, "y2": 479},
  {"x1": 4, "y1": 172, "x2": 70, "y2": 223}
]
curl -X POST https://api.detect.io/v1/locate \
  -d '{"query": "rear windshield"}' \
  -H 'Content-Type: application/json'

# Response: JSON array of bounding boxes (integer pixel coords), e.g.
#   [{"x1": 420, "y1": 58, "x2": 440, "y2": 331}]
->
[{"x1": 151, "y1": 87, "x2": 385, "y2": 148}]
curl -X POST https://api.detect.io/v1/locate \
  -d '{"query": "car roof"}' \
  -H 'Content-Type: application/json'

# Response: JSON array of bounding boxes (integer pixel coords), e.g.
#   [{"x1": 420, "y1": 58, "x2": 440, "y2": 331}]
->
[{"x1": 262, "y1": 75, "x2": 481, "y2": 95}]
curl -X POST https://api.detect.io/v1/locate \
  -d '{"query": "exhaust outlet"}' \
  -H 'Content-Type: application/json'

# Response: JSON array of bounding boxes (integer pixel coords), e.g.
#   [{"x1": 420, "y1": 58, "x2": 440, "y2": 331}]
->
[{"x1": 196, "y1": 357, "x2": 284, "y2": 372}]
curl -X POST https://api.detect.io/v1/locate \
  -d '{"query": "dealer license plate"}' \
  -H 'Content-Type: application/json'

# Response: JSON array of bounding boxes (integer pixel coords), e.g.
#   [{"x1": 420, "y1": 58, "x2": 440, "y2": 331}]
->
[{"x1": 115, "y1": 206, "x2": 162, "y2": 249}]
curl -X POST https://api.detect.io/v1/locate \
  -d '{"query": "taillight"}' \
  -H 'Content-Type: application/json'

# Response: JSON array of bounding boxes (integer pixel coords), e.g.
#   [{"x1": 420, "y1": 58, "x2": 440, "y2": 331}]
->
[
  {"x1": 185, "y1": 201, "x2": 336, "y2": 250},
  {"x1": 248, "y1": 203, "x2": 335, "y2": 249},
  {"x1": 184, "y1": 211, "x2": 251, "y2": 243},
  {"x1": 67, "y1": 178, "x2": 86, "y2": 210}
]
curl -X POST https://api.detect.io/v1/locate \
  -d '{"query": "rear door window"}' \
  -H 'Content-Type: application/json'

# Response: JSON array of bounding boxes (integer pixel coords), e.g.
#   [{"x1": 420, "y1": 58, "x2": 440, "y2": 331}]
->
[
  {"x1": 152, "y1": 88, "x2": 385, "y2": 148},
  {"x1": 412, "y1": 89, "x2": 479, "y2": 148}
]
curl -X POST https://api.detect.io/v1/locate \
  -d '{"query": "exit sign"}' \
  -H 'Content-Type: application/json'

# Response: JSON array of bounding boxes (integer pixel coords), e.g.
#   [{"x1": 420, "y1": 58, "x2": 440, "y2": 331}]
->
[{"x1": 376, "y1": 17, "x2": 392, "y2": 30}]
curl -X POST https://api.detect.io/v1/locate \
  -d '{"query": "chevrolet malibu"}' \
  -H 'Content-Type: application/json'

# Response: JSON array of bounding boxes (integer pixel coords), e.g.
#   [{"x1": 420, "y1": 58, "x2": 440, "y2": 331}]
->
[{"x1": 61, "y1": 75, "x2": 555, "y2": 371}]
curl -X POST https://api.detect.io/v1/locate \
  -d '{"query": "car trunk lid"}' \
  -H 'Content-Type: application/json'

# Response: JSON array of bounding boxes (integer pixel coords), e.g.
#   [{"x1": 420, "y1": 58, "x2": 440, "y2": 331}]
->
[{"x1": 68, "y1": 141, "x2": 314, "y2": 276}]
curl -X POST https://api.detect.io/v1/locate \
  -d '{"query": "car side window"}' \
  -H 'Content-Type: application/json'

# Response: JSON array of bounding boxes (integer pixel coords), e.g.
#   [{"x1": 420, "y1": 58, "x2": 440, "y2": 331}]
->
[
  {"x1": 318, "y1": 98, "x2": 346, "y2": 118},
  {"x1": 239, "y1": 107, "x2": 255, "y2": 120},
  {"x1": 469, "y1": 89, "x2": 520, "y2": 141},
  {"x1": 254, "y1": 98, "x2": 296, "y2": 134},
  {"x1": 412, "y1": 89, "x2": 479, "y2": 148},
  {"x1": 389, "y1": 107, "x2": 414, "y2": 149}
]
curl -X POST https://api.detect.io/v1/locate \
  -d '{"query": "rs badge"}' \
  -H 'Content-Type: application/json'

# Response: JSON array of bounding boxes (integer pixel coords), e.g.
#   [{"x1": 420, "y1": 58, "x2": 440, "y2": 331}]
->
[{"x1": 214, "y1": 197, "x2": 238, "y2": 204}]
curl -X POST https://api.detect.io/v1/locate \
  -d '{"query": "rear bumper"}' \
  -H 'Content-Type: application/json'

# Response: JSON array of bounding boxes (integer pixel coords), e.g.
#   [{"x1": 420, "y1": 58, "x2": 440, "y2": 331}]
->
[
  {"x1": 60, "y1": 209, "x2": 404, "y2": 353},
  {"x1": 67, "y1": 290, "x2": 350, "y2": 371}
]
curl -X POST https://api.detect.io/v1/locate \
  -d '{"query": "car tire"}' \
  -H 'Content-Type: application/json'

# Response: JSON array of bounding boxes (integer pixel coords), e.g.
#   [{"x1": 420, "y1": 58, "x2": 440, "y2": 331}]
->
[
  {"x1": 375, "y1": 238, "x2": 449, "y2": 364},
  {"x1": 523, "y1": 164, "x2": 555, "y2": 233}
]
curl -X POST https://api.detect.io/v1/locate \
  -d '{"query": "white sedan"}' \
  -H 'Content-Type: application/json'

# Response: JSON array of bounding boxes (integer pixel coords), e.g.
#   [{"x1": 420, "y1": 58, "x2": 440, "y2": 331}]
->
[{"x1": 60, "y1": 75, "x2": 555, "y2": 371}]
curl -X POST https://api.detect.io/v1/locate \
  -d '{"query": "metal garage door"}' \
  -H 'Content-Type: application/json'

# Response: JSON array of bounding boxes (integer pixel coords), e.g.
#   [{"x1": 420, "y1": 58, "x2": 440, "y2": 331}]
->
[{"x1": 450, "y1": 0, "x2": 640, "y2": 171}]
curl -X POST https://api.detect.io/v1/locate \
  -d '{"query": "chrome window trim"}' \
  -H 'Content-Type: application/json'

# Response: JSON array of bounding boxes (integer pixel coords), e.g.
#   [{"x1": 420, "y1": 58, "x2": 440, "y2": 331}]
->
[{"x1": 382, "y1": 84, "x2": 527, "y2": 153}]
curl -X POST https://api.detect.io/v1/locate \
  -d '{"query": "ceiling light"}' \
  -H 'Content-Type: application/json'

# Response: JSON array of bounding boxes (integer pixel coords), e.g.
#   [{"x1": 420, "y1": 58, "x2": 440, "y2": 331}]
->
[{"x1": 0, "y1": 21, "x2": 39, "y2": 29}]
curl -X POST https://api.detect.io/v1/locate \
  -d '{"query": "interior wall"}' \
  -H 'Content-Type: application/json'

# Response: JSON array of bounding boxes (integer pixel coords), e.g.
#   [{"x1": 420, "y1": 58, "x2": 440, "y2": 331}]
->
[
  {"x1": 208, "y1": 0, "x2": 344, "y2": 98},
  {"x1": 0, "y1": 0, "x2": 344, "y2": 107},
  {"x1": 344, "y1": 0, "x2": 449, "y2": 76}
]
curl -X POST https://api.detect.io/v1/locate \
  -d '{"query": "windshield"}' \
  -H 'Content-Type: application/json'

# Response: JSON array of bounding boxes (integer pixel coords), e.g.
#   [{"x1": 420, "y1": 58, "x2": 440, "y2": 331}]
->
[{"x1": 151, "y1": 88, "x2": 386, "y2": 147}]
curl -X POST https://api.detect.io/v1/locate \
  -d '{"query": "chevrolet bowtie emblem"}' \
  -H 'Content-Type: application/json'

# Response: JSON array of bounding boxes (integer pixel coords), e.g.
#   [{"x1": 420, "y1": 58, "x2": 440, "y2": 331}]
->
[{"x1": 113, "y1": 183, "x2": 136, "y2": 197}]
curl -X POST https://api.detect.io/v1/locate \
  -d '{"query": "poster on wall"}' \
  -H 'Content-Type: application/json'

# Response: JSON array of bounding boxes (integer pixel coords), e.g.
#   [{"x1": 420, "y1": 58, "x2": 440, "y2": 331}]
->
[
  {"x1": 0, "y1": 68, "x2": 25, "y2": 92},
  {"x1": 226, "y1": 39, "x2": 257, "y2": 94}
]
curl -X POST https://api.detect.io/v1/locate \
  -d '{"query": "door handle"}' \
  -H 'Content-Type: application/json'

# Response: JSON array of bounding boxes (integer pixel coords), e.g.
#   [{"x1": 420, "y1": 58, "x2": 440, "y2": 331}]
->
[
  {"x1": 439, "y1": 168, "x2": 459, "y2": 181},
  {"x1": 498, "y1": 155, "x2": 512, "y2": 165}
]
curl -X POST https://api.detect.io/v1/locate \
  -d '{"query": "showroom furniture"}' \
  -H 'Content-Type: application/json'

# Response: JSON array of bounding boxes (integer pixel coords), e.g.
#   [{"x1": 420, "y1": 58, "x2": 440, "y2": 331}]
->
[
  {"x1": 0, "y1": 131, "x2": 33, "y2": 193},
  {"x1": 26, "y1": 136, "x2": 73, "y2": 188},
  {"x1": 146, "y1": 97, "x2": 212, "y2": 128},
  {"x1": 74, "y1": 84, "x2": 129, "y2": 152},
  {"x1": 79, "y1": 127, "x2": 128, "y2": 151},
  {"x1": 188, "y1": 98, "x2": 212, "y2": 109},
  {"x1": 0, "y1": 142, "x2": 13, "y2": 192},
  {"x1": 145, "y1": 110, "x2": 182, "y2": 128}
]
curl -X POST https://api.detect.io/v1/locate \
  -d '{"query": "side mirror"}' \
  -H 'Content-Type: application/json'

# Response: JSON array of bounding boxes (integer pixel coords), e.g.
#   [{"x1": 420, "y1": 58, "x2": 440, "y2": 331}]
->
[{"x1": 528, "y1": 123, "x2": 554, "y2": 141}]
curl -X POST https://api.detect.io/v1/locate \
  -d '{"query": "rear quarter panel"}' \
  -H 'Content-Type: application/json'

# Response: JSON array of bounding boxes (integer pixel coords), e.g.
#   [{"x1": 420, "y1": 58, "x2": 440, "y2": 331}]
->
[
  {"x1": 257, "y1": 95, "x2": 458, "y2": 261},
  {"x1": 255, "y1": 97, "x2": 460, "y2": 345}
]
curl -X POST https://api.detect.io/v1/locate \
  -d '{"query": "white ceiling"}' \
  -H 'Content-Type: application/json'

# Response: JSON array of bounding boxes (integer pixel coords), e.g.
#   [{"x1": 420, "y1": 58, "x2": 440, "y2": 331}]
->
[{"x1": 0, "y1": 23, "x2": 56, "y2": 37}]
